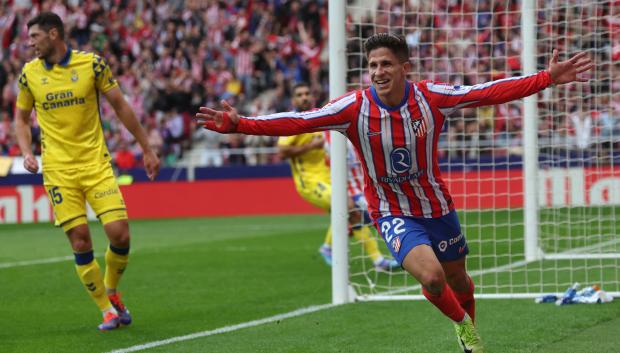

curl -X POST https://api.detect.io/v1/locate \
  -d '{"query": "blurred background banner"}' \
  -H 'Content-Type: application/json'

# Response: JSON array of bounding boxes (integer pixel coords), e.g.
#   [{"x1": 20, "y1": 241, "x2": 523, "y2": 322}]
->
[{"x1": 0, "y1": 156, "x2": 11, "y2": 176}]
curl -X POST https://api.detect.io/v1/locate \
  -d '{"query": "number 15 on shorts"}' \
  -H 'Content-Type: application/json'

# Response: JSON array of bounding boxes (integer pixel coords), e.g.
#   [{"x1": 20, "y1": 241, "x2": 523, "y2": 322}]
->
[{"x1": 48, "y1": 186, "x2": 63, "y2": 205}]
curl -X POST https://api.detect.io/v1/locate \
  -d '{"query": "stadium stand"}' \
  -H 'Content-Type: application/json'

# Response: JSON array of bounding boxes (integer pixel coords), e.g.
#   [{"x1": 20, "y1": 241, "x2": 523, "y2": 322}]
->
[{"x1": 0, "y1": 0, "x2": 618, "y2": 170}]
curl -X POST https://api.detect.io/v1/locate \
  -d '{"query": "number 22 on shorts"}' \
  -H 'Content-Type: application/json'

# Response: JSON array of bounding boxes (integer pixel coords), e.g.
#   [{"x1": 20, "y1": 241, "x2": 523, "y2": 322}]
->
[{"x1": 381, "y1": 217, "x2": 405, "y2": 242}]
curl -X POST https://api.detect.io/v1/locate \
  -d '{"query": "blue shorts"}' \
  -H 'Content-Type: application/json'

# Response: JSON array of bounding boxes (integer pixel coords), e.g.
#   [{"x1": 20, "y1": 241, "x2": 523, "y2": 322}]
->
[{"x1": 375, "y1": 210, "x2": 469, "y2": 265}]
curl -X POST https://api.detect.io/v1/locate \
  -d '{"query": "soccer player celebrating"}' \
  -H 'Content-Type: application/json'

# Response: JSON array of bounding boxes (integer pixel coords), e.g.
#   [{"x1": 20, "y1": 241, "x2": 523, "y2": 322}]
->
[
  {"x1": 278, "y1": 82, "x2": 397, "y2": 270},
  {"x1": 14, "y1": 12, "x2": 160, "y2": 331},
  {"x1": 196, "y1": 33, "x2": 592, "y2": 352}
]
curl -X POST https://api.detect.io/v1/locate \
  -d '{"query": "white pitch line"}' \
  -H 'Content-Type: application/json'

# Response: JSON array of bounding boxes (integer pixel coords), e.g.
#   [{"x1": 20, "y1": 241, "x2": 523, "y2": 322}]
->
[
  {"x1": 105, "y1": 303, "x2": 336, "y2": 353},
  {"x1": 0, "y1": 255, "x2": 73, "y2": 269}
]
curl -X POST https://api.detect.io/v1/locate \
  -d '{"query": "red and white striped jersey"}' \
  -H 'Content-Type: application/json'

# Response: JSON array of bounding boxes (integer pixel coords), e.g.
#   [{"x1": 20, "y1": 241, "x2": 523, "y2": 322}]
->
[
  {"x1": 323, "y1": 132, "x2": 365, "y2": 197},
  {"x1": 236, "y1": 71, "x2": 553, "y2": 219}
]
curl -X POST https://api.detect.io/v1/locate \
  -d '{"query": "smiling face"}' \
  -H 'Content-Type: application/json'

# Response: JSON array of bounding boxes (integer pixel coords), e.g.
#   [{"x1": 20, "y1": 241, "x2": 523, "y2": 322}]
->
[
  {"x1": 28, "y1": 24, "x2": 56, "y2": 60},
  {"x1": 368, "y1": 47, "x2": 411, "y2": 107}
]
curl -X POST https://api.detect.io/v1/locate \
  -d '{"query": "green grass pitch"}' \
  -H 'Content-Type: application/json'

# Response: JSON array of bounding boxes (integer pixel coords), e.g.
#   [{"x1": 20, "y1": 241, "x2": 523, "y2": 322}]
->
[{"x1": 1, "y1": 214, "x2": 619, "y2": 353}]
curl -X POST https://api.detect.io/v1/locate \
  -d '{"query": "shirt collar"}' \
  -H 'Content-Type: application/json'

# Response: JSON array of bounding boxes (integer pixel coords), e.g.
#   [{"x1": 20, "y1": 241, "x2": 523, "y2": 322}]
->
[
  {"x1": 43, "y1": 46, "x2": 72, "y2": 70},
  {"x1": 370, "y1": 81, "x2": 410, "y2": 111}
]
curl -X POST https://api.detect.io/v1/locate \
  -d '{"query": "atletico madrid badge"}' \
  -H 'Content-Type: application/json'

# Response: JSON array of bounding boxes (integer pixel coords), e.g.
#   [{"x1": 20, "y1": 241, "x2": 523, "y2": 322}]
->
[
  {"x1": 411, "y1": 118, "x2": 427, "y2": 137},
  {"x1": 391, "y1": 236, "x2": 401, "y2": 253}
]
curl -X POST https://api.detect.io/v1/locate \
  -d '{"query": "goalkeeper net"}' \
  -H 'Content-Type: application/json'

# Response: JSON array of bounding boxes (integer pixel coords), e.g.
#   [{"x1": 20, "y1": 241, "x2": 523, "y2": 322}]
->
[{"x1": 343, "y1": 0, "x2": 620, "y2": 300}]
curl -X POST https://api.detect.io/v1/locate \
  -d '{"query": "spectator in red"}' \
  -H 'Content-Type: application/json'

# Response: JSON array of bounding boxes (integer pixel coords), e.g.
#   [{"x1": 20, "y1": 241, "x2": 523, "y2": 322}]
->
[{"x1": 115, "y1": 141, "x2": 137, "y2": 171}]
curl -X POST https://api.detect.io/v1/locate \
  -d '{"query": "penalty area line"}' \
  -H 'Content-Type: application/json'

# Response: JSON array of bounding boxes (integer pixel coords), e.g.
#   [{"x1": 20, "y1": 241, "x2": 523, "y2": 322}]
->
[{"x1": 104, "y1": 303, "x2": 336, "y2": 353}]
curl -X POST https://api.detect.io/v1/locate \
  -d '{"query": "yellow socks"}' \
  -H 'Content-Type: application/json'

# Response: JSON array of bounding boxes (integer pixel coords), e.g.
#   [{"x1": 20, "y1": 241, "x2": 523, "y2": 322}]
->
[
  {"x1": 74, "y1": 251, "x2": 112, "y2": 311},
  {"x1": 104, "y1": 245, "x2": 129, "y2": 293},
  {"x1": 351, "y1": 226, "x2": 383, "y2": 262},
  {"x1": 323, "y1": 225, "x2": 332, "y2": 247},
  {"x1": 325, "y1": 224, "x2": 383, "y2": 262}
]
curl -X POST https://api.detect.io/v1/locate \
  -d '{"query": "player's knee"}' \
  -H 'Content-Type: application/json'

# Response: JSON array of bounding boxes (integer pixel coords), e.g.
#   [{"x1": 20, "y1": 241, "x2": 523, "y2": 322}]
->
[
  {"x1": 113, "y1": 232, "x2": 130, "y2": 248},
  {"x1": 70, "y1": 238, "x2": 93, "y2": 252},
  {"x1": 104, "y1": 220, "x2": 130, "y2": 247},
  {"x1": 446, "y1": 272, "x2": 470, "y2": 292},
  {"x1": 111, "y1": 230, "x2": 130, "y2": 248},
  {"x1": 419, "y1": 271, "x2": 446, "y2": 293},
  {"x1": 69, "y1": 234, "x2": 93, "y2": 253},
  {"x1": 66, "y1": 226, "x2": 93, "y2": 252}
]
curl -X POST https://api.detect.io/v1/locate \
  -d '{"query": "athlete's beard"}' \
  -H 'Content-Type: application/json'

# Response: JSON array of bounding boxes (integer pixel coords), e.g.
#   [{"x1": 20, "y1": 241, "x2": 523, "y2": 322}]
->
[
  {"x1": 298, "y1": 100, "x2": 311, "y2": 111},
  {"x1": 36, "y1": 44, "x2": 53, "y2": 61}
]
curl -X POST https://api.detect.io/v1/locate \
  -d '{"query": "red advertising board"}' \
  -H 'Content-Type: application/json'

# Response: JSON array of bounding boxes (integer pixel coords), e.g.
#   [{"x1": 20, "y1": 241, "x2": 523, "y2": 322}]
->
[
  {"x1": 121, "y1": 178, "x2": 322, "y2": 219},
  {"x1": 0, "y1": 178, "x2": 322, "y2": 224}
]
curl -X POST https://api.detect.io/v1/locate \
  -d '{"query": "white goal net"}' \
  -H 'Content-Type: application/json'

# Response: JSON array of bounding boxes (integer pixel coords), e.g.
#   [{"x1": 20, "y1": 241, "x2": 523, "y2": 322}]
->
[{"x1": 341, "y1": 0, "x2": 620, "y2": 300}]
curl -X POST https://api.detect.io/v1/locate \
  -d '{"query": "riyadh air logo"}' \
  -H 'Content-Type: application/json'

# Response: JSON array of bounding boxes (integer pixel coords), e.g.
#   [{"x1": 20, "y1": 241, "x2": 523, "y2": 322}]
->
[{"x1": 390, "y1": 148, "x2": 411, "y2": 173}]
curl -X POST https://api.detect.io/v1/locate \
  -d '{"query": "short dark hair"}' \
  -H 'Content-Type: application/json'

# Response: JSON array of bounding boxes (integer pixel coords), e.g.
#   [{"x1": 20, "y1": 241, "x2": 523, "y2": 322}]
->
[
  {"x1": 292, "y1": 82, "x2": 310, "y2": 92},
  {"x1": 364, "y1": 33, "x2": 409, "y2": 62},
  {"x1": 27, "y1": 12, "x2": 64, "y2": 40}
]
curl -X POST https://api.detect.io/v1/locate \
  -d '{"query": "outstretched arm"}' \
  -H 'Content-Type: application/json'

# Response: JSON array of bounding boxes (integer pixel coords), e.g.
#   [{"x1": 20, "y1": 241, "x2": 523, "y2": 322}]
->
[
  {"x1": 194, "y1": 100, "x2": 241, "y2": 133},
  {"x1": 547, "y1": 49, "x2": 593, "y2": 84},
  {"x1": 195, "y1": 93, "x2": 358, "y2": 136},
  {"x1": 425, "y1": 50, "x2": 593, "y2": 115}
]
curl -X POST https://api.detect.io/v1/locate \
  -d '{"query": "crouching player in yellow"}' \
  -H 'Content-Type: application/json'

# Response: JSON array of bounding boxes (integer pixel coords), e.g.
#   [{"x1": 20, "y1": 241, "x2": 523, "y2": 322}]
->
[
  {"x1": 14, "y1": 12, "x2": 160, "y2": 331},
  {"x1": 278, "y1": 83, "x2": 397, "y2": 270}
]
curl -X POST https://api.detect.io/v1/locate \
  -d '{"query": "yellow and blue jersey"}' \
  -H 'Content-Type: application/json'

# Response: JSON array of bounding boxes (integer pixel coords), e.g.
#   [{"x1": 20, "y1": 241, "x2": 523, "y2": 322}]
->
[
  {"x1": 277, "y1": 132, "x2": 330, "y2": 191},
  {"x1": 16, "y1": 48, "x2": 118, "y2": 170}
]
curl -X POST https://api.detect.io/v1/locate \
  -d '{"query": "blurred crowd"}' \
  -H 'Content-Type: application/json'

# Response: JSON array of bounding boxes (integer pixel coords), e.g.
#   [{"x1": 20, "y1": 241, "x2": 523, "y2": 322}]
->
[
  {"x1": 0, "y1": 0, "x2": 618, "y2": 171},
  {"x1": 0, "y1": 0, "x2": 329, "y2": 169},
  {"x1": 348, "y1": 0, "x2": 620, "y2": 163}
]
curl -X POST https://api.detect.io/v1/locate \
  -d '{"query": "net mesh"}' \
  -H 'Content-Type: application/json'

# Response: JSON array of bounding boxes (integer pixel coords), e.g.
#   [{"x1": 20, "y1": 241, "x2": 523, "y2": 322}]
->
[{"x1": 344, "y1": 0, "x2": 620, "y2": 298}]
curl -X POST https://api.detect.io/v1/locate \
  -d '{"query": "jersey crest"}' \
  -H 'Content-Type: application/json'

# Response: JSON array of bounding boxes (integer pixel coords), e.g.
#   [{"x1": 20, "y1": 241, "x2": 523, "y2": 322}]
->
[{"x1": 411, "y1": 117, "x2": 427, "y2": 137}]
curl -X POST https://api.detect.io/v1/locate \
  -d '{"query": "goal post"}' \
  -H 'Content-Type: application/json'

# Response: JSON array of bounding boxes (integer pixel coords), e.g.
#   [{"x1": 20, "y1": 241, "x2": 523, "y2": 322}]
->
[
  {"x1": 521, "y1": 0, "x2": 541, "y2": 263},
  {"x1": 333, "y1": 0, "x2": 620, "y2": 301},
  {"x1": 329, "y1": 0, "x2": 352, "y2": 305}
]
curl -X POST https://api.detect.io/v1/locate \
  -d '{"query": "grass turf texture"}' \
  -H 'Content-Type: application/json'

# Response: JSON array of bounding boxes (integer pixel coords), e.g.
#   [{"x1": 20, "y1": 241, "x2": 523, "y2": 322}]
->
[{"x1": 1, "y1": 214, "x2": 619, "y2": 353}]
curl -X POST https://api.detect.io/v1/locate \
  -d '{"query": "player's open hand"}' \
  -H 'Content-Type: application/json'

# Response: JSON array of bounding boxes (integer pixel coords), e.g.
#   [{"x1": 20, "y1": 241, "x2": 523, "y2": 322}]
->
[
  {"x1": 23, "y1": 154, "x2": 39, "y2": 174},
  {"x1": 548, "y1": 49, "x2": 593, "y2": 85},
  {"x1": 194, "y1": 100, "x2": 239, "y2": 133},
  {"x1": 143, "y1": 149, "x2": 160, "y2": 181}
]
